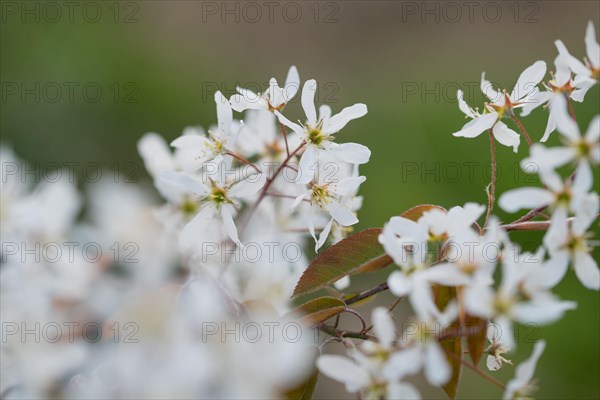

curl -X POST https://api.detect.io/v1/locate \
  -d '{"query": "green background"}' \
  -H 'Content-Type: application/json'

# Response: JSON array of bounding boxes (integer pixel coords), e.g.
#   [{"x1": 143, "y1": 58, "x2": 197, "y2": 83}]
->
[{"x1": 1, "y1": 1, "x2": 598, "y2": 398}]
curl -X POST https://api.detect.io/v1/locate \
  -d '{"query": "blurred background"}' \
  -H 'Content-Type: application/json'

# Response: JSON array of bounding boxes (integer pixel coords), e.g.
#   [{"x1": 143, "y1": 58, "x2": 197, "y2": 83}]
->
[{"x1": 2, "y1": 1, "x2": 599, "y2": 398}]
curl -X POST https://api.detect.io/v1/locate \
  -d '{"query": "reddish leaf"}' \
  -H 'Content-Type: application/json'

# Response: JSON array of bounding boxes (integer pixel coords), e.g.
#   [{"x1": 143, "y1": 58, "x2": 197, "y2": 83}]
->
[
  {"x1": 400, "y1": 204, "x2": 446, "y2": 221},
  {"x1": 440, "y1": 322, "x2": 462, "y2": 400},
  {"x1": 434, "y1": 285, "x2": 462, "y2": 399},
  {"x1": 285, "y1": 297, "x2": 346, "y2": 326},
  {"x1": 293, "y1": 229, "x2": 393, "y2": 297},
  {"x1": 466, "y1": 316, "x2": 488, "y2": 366}
]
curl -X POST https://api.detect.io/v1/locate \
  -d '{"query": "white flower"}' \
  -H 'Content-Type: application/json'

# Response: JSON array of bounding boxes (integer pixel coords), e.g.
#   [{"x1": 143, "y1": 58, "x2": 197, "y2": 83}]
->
[
  {"x1": 520, "y1": 54, "x2": 574, "y2": 142},
  {"x1": 465, "y1": 248, "x2": 576, "y2": 349},
  {"x1": 453, "y1": 61, "x2": 547, "y2": 152},
  {"x1": 486, "y1": 323, "x2": 512, "y2": 371},
  {"x1": 385, "y1": 304, "x2": 458, "y2": 386},
  {"x1": 316, "y1": 307, "x2": 421, "y2": 400},
  {"x1": 498, "y1": 160, "x2": 593, "y2": 215},
  {"x1": 503, "y1": 340, "x2": 546, "y2": 400},
  {"x1": 230, "y1": 66, "x2": 300, "y2": 113},
  {"x1": 543, "y1": 193, "x2": 600, "y2": 290},
  {"x1": 274, "y1": 79, "x2": 370, "y2": 183},
  {"x1": 138, "y1": 130, "x2": 201, "y2": 176},
  {"x1": 554, "y1": 21, "x2": 599, "y2": 102},
  {"x1": 523, "y1": 108, "x2": 599, "y2": 176},
  {"x1": 170, "y1": 91, "x2": 241, "y2": 169},
  {"x1": 292, "y1": 173, "x2": 366, "y2": 250},
  {"x1": 379, "y1": 211, "x2": 472, "y2": 322},
  {"x1": 158, "y1": 164, "x2": 264, "y2": 247}
]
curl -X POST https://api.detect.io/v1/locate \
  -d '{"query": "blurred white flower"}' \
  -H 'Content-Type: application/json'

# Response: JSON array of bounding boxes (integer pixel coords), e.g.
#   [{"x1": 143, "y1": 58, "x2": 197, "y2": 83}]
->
[{"x1": 503, "y1": 341, "x2": 546, "y2": 400}]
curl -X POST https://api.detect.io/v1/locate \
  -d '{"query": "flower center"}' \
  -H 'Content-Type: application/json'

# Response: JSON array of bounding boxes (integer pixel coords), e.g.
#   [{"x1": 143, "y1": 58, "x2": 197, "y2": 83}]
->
[
  {"x1": 310, "y1": 184, "x2": 333, "y2": 208},
  {"x1": 308, "y1": 128, "x2": 324, "y2": 146},
  {"x1": 180, "y1": 197, "x2": 199, "y2": 216}
]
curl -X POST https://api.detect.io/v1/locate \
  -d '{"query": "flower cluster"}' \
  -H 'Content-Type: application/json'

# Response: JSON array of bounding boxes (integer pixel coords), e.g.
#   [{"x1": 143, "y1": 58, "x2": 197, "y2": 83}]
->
[
  {"x1": 317, "y1": 22, "x2": 598, "y2": 400},
  {"x1": 1, "y1": 23, "x2": 598, "y2": 400}
]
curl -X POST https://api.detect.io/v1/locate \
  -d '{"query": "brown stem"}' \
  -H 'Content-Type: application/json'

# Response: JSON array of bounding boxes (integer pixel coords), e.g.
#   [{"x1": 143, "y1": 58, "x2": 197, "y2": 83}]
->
[
  {"x1": 318, "y1": 324, "x2": 375, "y2": 341},
  {"x1": 483, "y1": 129, "x2": 497, "y2": 230},
  {"x1": 226, "y1": 151, "x2": 261, "y2": 174},
  {"x1": 511, "y1": 114, "x2": 533, "y2": 146},
  {"x1": 280, "y1": 122, "x2": 291, "y2": 157},
  {"x1": 241, "y1": 142, "x2": 305, "y2": 229},
  {"x1": 566, "y1": 95, "x2": 577, "y2": 120},
  {"x1": 345, "y1": 282, "x2": 389, "y2": 305}
]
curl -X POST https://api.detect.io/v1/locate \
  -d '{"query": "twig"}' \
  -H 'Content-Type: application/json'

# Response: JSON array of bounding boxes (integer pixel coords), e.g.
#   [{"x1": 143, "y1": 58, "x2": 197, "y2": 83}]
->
[
  {"x1": 280, "y1": 122, "x2": 291, "y2": 157},
  {"x1": 226, "y1": 151, "x2": 261, "y2": 173},
  {"x1": 511, "y1": 114, "x2": 533, "y2": 146},
  {"x1": 345, "y1": 282, "x2": 389, "y2": 306},
  {"x1": 483, "y1": 129, "x2": 497, "y2": 230}
]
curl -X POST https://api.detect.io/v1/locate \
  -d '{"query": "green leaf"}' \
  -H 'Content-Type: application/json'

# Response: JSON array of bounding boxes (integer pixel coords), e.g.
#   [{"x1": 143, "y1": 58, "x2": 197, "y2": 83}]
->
[
  {"x1": 293, "y1": 229, "x2": 393, "y2": 297},
  {"x1": 466, "y1": 316, "x2": 488, "y2": 366},
  {"x1": 285, "y1": 296, "x2": 346, "y2": 326}
]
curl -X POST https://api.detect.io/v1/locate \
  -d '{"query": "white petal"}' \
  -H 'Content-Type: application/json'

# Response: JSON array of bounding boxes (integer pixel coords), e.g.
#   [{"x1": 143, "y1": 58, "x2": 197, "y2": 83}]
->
[
  {"x1": 316, "y1": 218, "x2": 334, "y2": 251},
  {"x1": 229, "y1": 176, "x2": 265, "y2": 198},
  {"x1": 221, "y1": 205, "x2": 241, "y2": 246},
  {"x1": 230, "y1": 88, "x2": 265, "y2": 112},
  {"x1": 492, "y1": 121, "x2": 521, "y2": 152},
  {"x1": 383, "y1": 346, "x2": 422, "y2": 380},
  {"x1": 171, "y1": 134, "x2": 208, "y2": 149},
  {"x1": 291, "y1": 191, "x2": 309, "y2": 210},
  {"x1": 387, "y1": 271, "x2": 412, "y2": 297},
  {"x1": 422, "y1": 264, "x2": 469, "y2": 287},
  {"x1": 296, "y1": 146, "x2": 318, "y2": 184},
  {"x1": 572, "y1": 161, "x2": 593, "y2": 202},
  {"x1": 328, "y1": 202, "x2": 358, "y2": 226},
  {"x1": 512, "y1": 299, "x2": 576, "y2": 325},
  {"x1": 572, "y1": 192, "x2": 599, "y2": 235},
  {"x1": 179, "y1": 205, "x2": 216, "y2": 247},
  {"x1": 585, "y1": 21, "x2": 600, "y2": 68},
  {"x1": 487, "y1": 355, "x2": 502, "y2": 372},
  {"x1": 522, "y1": 144, "x2": 575, "y2": 171},
  {"x1": 387, "y1": 383, "x2": 421, "y2": 400},
  {"x1": 424, "y1": 344, "x2": 451, "y2": 385},
  {"x1": 284, "y1": 65, "x2": 301, "y2": 101},
  {"x1": 453, "y1": 113, "x2": 497, "y2": 138},
  {"x1": 324, "y1": 104, "x2": 368, "y2": 133},
  {"x1": 273, "y1": 110, "x2": 304, "y2": 135},
  {"x1": 316, "y1": 355, "x2": 369, "y2": 392},
  {"x1": 481, "y1": 72, "x2": 501, "y2": 104},
  {"x1": 511, "y1": 61, "x2": 546, "y2": 102},
  {"x1": 331, "y1": 176, "x2": 366, "y2": 196},
  {"x1": 158, "y1": 171, "x2": 210, "y2": 195},
  {"x1": 574, "y1": 251, "x2": 600, "y2": 290},
  {"x1": 543, "y1": 208, "x2": 569, "y2": 254},
  {"x1": 555, "y1": 40, "x2": 590, "y2": 76},
  {"x1": 329, "y1": 142, "x2": 371, "y2": 164},
  {"x1": 498, "y1": 188, "x2": 553, "y2": 213},
  {"x1": 520, "y1": 90, "x2": 552, "y2": 117},
  {"x1": 301, "y1": 79, "x2": 318, "y2": 125},
  {"x1": 215, "y1": 91, "x2": 232, "y2": 134},
  {"x1": 585, "y1": 115, "x2": 600, "y2": 142},
  {"x1": 372, "y1": 307, "x2": 396, "y2": 348},
  {"x1": 457, "y1": 89, "x2": 477, "y2": 118}
]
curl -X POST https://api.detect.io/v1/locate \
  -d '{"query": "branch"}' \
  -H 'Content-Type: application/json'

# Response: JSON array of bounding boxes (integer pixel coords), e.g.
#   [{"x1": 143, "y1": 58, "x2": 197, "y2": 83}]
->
[{"x1": 345, "y1": 282, "x2": 389, "y2": 305}]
